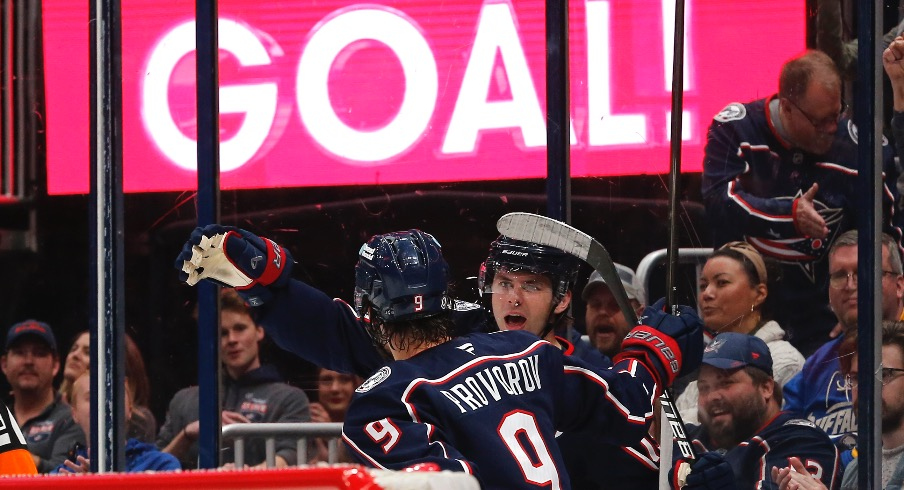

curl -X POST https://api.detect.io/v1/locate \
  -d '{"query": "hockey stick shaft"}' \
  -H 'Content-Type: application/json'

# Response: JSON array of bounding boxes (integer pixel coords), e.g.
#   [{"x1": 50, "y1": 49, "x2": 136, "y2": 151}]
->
[
  {"x1": 666, "y1": 0, "x2": 686, "y2": 313},
  {"x1": 496, "y1": 212, "x2": 696, "y2": 461}
]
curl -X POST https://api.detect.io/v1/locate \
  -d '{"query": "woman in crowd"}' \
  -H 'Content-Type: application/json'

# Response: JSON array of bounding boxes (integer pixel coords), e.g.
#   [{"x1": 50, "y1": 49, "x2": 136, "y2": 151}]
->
[
  {"x1": 307, "y1": 367, "x2": 361, "y2": 464},
  {"x1": 60, "y1": 331, "x2": 157, "y2": 442},
  {"x1": 676, "y1": 241, "x2": 805, "y2": 423}
]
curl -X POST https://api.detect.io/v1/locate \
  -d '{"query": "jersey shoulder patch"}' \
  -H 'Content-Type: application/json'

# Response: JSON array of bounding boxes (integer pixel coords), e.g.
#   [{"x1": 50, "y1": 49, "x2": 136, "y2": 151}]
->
[
  {"x1": 357, "y1": 366, "x2": 392, "y2": 393},
  {"x1": 713, "y1": 103, "x2": 747, "y2": 123}
]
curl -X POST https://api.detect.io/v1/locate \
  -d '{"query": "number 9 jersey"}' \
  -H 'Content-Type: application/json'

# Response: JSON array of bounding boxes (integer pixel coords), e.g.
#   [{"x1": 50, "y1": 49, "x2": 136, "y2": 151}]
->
[{"x1": 341, "y1": 329, "x2": 660, "y2": 490}]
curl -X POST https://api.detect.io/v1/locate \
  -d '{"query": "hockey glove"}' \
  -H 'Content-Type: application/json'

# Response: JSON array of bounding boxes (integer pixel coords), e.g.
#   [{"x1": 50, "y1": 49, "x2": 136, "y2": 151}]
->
[
  {"x1": 174, "y1": 224, "x2": 294, "y2": 306},
  {"x1": 670, "y1": 451, "x2": 736, "y2": 490},
  {"x1": 615, "y1": 297, "x2": 703, "y2": 387}
]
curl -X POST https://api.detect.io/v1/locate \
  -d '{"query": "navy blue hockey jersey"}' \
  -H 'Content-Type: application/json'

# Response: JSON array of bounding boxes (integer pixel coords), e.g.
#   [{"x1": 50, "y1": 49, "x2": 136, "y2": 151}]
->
[
  {"x1": 702, "y1": 96, "x2": 901, "y2": 355},
  {"x1": 256, "y1": 279, "x2": 660, "y2": 488},
  {"x1": 342, "y1": 330, "x2": 659, "y2": 489},
  {"x1": 679, "y1": 411, "x2": 841, "y2": 490}
]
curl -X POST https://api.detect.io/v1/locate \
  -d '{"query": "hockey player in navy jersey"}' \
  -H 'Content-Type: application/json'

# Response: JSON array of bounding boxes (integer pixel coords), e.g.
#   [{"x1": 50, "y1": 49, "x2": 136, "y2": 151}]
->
[
  {"x1": 480, "y1": 236, "x2": 662, "y2": 488},
  {"x1": 175, "y1": 226, "x2": 704, "y2": 488},
  {"x1": 701, "y1": 49, "x2": 901, "y2": 357},
  {"x1": 341, "y1": 230, "x2": 702, "y2": 488},
  {"x1": 670, "y1": 333, "x2": 840, "y2": 490}
]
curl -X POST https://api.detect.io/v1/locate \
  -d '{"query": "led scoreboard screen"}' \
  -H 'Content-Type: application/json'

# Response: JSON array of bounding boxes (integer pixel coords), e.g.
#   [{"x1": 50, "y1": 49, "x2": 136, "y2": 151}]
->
[{"x1": 42, "y1": 0, "x2": 803, "y2": 194}]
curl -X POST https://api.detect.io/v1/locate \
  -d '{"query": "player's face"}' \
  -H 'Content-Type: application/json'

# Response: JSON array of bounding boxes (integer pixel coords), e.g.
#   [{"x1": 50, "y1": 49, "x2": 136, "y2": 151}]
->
[
  {"x1": 698, "y1": 256, "x2": 766, "y2": 334},
  {"x1": 1, "y1": 338, "x2": 59, "y2": 394},
  {"x1": 64, "y1": 332, "x2": 90, "y2": 383},
  {"x1": 584, "y1": 284, "x2": 637, "y2": 357},
  {"x1": 783, "y1": 80, "x2": 842, "y2": 155},
  {"x1": 490, "y1": 269, "x2": 571, "y2": 338},
  {"x1": 696, "y1": 365, "x2": 770, "y2": 450},
  {"x1": 220, "y1": 309, "x2": 264, "y2": 378},
  {"x1": 317, "y1": 369, "x2": 359, "y2": 418}
]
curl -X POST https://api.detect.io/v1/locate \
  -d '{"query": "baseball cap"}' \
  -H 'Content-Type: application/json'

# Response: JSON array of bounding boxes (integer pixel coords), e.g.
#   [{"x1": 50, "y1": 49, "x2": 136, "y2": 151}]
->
[
  {"x1": 4, "y1": 320, "x2": 57, "y2": 353},
  {"x1": 702, "y1": 332, "x2": 772, "y2": 376},
  {"x1": 581, "y1": 263, "x2": 645, "y2": 305}
]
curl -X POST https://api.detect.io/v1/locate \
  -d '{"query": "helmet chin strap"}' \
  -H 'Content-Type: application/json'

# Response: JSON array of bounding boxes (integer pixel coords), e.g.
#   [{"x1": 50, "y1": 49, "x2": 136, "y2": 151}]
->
[{"x1": 539, "y1": 298, "x2": 563, "y2": 340}]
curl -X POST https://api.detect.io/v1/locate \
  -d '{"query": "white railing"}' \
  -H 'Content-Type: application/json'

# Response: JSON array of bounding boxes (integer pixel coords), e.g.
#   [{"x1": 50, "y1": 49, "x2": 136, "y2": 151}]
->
[
  {"x1": 221, "y1": 422, "x2": 344, "y2": 469},
  {"x1": 635, "y1": 247, "x2": 713, "y2": 310}
]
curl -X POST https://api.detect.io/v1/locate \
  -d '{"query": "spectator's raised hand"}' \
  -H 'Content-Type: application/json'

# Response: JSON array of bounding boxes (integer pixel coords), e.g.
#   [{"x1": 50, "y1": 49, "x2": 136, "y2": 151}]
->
[
  {"x1": 793, "y1": 183, "x2": 829, "y2": 239},
  {"x1": 309, "y1": 402, "x2": 331, "y2": 423},
  {"x1": 884, "y1": 36, "x2": 904, "y2": 110}
]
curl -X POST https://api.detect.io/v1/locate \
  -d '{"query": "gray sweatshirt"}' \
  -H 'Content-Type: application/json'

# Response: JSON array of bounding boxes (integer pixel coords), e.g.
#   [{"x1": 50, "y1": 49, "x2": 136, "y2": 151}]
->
[{"x1": 156, "y1": 364, "x2": 310, "y2": 468}]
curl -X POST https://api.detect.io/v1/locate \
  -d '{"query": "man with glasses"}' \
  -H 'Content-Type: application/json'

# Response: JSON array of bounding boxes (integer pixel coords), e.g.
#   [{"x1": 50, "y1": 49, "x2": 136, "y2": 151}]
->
[
  {"x1": 836, "y1": 321, "x2": 904, "y2": 489},
  {"x1": 783, "y1": 230, "x2": 904, "y2": 441},
  {"x1": 700, "y1": 49, "x2": 901, "y2": 358}
]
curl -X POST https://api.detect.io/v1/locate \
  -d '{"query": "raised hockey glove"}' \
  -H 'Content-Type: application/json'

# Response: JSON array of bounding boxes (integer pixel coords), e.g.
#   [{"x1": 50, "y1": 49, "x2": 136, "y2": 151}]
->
[
  {"x1": 174, "y1": 224, "x2": 293, "y2": 306},
  {"x1": 670, "y1": 451, "x2": 736, "y2": 490},
  {"x1": 615, "y1": 297, "x2": 704, "y2": 387}
]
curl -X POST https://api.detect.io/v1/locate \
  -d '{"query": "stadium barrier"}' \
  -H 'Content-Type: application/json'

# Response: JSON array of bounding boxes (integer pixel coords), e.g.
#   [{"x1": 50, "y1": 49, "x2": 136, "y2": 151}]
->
[{"x1": 222, "y1": 421, "x2": 345, "y2": 467}]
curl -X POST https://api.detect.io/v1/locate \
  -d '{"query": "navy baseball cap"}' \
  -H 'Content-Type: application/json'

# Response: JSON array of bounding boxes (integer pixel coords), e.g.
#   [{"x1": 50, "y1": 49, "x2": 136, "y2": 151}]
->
[
  {"x1": 702, "y1": 332, "x2": 772, "y2": 376},
  {"x1": 4, "y1": 320, "x2": 57, "y2": 353}
]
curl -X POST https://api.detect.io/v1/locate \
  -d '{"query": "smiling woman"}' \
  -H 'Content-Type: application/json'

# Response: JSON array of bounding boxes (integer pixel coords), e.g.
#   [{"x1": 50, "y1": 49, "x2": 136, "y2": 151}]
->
[{"x1": 674, "y1": 241, "x2": 805, "y2": 424}]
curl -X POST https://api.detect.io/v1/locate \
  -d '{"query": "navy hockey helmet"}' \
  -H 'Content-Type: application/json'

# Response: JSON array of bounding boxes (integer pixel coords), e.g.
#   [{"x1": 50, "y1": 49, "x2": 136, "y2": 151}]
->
[
  {"x1": 478, "y1": 235, "x2": 581, "y2": 304},
  {"x1": 354, "y1": 229, "x2": 451, "y2": 324}
]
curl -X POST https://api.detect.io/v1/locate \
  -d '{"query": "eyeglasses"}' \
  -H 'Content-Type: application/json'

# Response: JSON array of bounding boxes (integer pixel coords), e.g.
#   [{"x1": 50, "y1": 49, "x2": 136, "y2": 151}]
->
[
  {"x1": 845, "y1": 367, "x2": 904, "y2": 389},
  {"x1": 785, "y1": 97, "x2": 848, "y2": 131},
  {"x1": 828, "y1": 270, "x2": 900, "y2": 289}
]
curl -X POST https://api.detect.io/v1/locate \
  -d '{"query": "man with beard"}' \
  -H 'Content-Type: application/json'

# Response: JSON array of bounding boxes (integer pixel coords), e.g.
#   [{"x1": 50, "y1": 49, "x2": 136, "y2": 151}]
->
[
  {"x1": 581, "y1": 264, "x2": 646, "y2": 358},
  {"x1": 671, "y1": 332, "x2": 840, "y2": 489}
]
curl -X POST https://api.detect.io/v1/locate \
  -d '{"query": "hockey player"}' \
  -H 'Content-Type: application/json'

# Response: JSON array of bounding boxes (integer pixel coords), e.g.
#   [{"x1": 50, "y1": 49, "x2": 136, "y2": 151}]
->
[
  {"x1": 701, "y1": 49, "x2": 901, "y2": 357},
  {"x1": 176, "y1": 226, "x2": 704, "y2": 488},
  {"x1": 480, "y1": 236, "x2": 661, "y2": 488}
]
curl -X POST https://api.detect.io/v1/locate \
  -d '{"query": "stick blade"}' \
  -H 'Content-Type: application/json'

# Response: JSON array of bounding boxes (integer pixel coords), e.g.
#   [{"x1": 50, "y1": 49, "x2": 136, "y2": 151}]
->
[{"x1": 496, "y1": 213, "x2": 592, "y2": 262}]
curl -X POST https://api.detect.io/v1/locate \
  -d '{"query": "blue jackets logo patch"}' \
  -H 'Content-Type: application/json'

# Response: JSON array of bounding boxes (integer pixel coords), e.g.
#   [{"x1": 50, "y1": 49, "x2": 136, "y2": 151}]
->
[
  {"x1": 714, "y1": 103, "x2": 746, "y2": 123},
  {"x1": 357, "y1": 366, "x2": 391, "y2": 393}
]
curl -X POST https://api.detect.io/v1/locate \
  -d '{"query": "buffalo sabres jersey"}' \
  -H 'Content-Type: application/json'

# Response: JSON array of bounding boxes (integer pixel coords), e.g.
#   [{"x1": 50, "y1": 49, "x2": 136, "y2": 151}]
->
[
  {"x1": 701, "y1": 96, "x2": 901, "y2": 355},
  {"x1": 342, "y1": 330, "x2": 659, "y2": 490},
  {"x1": 682, "y1": 412, "x2": 841, "y2": 490}
]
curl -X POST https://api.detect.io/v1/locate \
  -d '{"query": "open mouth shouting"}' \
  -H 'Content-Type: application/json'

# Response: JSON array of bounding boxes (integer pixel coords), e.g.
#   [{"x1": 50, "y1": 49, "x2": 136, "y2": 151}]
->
[{"x1": 504, "y1": 314, "x2": 527, "y2": 330}]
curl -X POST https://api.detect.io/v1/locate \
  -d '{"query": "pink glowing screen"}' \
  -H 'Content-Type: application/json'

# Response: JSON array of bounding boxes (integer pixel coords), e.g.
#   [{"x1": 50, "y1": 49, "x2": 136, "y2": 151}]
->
[{"x1": 42, "y1": 0, "x2": 803, "y2": 194}]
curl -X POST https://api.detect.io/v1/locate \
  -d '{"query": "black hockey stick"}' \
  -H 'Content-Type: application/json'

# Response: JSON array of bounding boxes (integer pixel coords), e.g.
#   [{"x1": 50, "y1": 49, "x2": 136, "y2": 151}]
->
[
  {"x1": 496, "y1": 212, "x2": 697, "y2": 462},
  {"x1": 665, "y1": 0, "x2": 687, "y2": 314}
]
